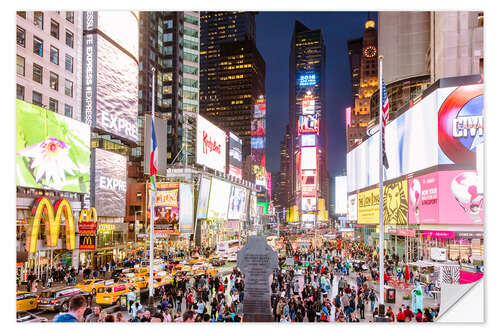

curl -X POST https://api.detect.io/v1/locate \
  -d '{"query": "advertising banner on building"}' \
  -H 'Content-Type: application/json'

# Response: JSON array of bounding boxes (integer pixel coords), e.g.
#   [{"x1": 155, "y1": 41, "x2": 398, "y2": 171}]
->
[
  {"x1": 302, "y1": 96, "x2": 315, "y2": 115},
  {"x1": 335, "y1": 176, "x2": 347, "y2": 215},
  {"x1": 79, "y1": 235, "x2": 96, "y2": 250},
  {"x1": 91, "y1": 148, "x2": 127, "y2": 217},
  {"x1": 408, "y1": 172, "x2": 439, "y2": 225},
  {"x1": 301, "y1": 147, "x2": 317, "y2": 170},
  {"x1": 253, "y1": 165, "x2": 266, "y2": 187},
  {"x1": 347, "y1": 194, "x2": 358, "y2": 221},
  {"x1": 179, "y1": 183, "x2": 194, "y2": 234},
  {"x1": 96, "y1": 11, "x2": 139, "y2": 60},
  {"x1": 251, "y1": 98, "x2": 266, "y2": 186},
  {"x1": 298, "y1": 115, "x2": 319, "y2": 134},
  {"x1": 298, "y1": 73, "x2": 317, "y2": 87},
  {"x1": 357, "y1": 187, "x2": 380, "y2": 224},
  {"x1": 196, "y1": 114, "x2": 227, "y2": 173},
  {"x1": 249, "y1": 192, "x2": 257, "y2": 219},
  {"x1": 301, "y1": 170, "x2": 317, "y2": 197},
  {"x1": 147, "y1": 182, "x2": 180, "y2": 235},
  {"x1": 301, "y1": 134, "x2": 316, "y2": 147},
  {"x1": 383, "y1": 179, "x2": 408, "y2": 225},
  {"x1": 207, "y1": 178, "x2": 231, "y2": 220},
  {"x1": 301, "y1": 197, "x2": 317, "y2": 212},
  {"x1": 228, "y1": 132, "x2": 243, "y2": 179},
  {"x1": 228, "y1": 185, "x2": 247, "y2": 220},
  {"x1": 16, "y1": 100, "x2": 91, "y2": 193},
  {"x1": 196, "y1": 177, "x2": 211, "y2": 219},
  {"x1": 144, "y1": 114, "x2": 168, "y2": 176}
]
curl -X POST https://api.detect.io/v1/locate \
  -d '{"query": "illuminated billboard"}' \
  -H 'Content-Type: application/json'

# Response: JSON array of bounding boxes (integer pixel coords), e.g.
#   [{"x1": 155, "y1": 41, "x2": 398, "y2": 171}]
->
[
  {"x1": 91, "y1": 148, "x2": 127, "y2": 217},
  {"x1": 383, "y1": 179, "x2": 408, "y2": 226},
  {"x1": 357, "y1": 187, "x2": 380, "y2": 225},
  {"x1": 196, "y1": 177, "x2": 211, "y2": 219},
  {"x1": 301, "y1": 147, "x2": 317, "y2": 170},
  {"x1": 147, "y1": 182, "x2": 180, "y2": 235},
  {"x1": 179, "y1": 183, "x2": 194, "y2": 234},
  {"x1": 16, "y1": 100, "x2": 90, "y2": 193},
  {"x1": 302, "y1": 214, "x2": 315, "y2": 222},
  {"x1": 302, "y1": 197, "x2": 317, "y2": 212},
  {"x1": 347, "y1": 81, "x2": 484, "y2": 193},
  {"x1": 298, "y1": 114, "x2": 319, "y2": 134},
  {"x1": 347, "y1": 194, "x2": 358, "y2": 221},
  {"x1": 251, "y1": 118, "x2": 266, "y2": 137},
  {"x1": 196, "y1": 114, "x2": 227, "y2": 173},
  {"x1": 301, "y1": 134, "x2": 316, "y2": 147},
  {"x1": 301, "y1": 170, "x2": 317, "y2": 197},
  {"x1": 335, "y1": 176, "x2": 347, "y2": 215},
  {"x1": 302, "y1": 97, "x2": 315, "y2": 115},
  {"x1": 228, "y1": 185, "x2": 247, "y2": 220},
  {"x1": 228, "y1": 132, "x2": 242, "y2": 179},
  {"x1": 207, "y1": 178, "x2": 231, "y2": 220},
  {"x1": 299, "y1": 73, "x2": 317, "y2": 86},
  {"x1": 251, "y1": 137, "x2": 265, "y2": 149},
  {"x1": 253, "y1": 165, "x2": 266, "y2": 187}
]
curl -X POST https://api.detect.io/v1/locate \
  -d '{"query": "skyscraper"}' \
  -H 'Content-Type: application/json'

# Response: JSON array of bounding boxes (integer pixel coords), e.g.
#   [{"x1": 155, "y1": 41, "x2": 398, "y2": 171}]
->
[
  {"x1": 288, "y1": 21, "x2": 329, "y2": 226},
  {"x1": 200, "y1": 12, "x2": 265, "y2": 161}
]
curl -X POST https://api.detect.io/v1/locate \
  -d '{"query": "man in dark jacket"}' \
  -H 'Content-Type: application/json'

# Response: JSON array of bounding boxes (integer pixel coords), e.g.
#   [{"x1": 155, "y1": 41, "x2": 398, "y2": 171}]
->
[{"x1": 53, "y1": 295, "x2": 87, "y2": 322}]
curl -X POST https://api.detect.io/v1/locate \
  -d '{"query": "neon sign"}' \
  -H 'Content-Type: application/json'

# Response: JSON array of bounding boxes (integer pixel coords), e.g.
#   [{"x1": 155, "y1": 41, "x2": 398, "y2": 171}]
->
[{"x1": 299, "y1": 74, "x2": 317, "y2": 86}]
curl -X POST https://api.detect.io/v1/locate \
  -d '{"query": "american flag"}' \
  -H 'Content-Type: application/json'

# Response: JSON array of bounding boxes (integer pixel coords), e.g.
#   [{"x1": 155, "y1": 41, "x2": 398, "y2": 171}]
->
[{"x1": 381, "y1": 79, "x2": 389, "y2": 169}]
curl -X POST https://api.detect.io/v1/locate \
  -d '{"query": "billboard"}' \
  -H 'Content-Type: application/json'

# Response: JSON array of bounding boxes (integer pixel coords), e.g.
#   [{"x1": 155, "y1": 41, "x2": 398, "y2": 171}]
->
[
  {"x1": 228, "y1": 132, "x2": 242, "y2": 179},
  {"x1": 16, "y1": 100, "x2": 90, "y2": 193},
  {"x1": 383, "y1": 179, "x2": 408, "y2": 225},
  {"x1": 347, "y1": 194, "x2": 358, "y2": 221},
  {"x1": 335, "y1": 176, "x2": 347, "y2": 215},
  {"x1": 302, "y1": 96, "x2": 315, "y2": 115},
  {"x1": 301, "y1": 134, "x2": 316, "y2": 147},
  {"x1": 357, "y1": 187, "x2": 380, "y2": 224},
  {"x1": 144, "y1": 114, "x2": 168, "y2": 176},
  {"x1": 408, "y1": 170, "x2": 483, "y2": 225},
  {"x1": 147, "y1": 182, "x2": 180, "y2": 235},
  {"x1": 347, "y1": 82, "x2": 484, "y2": 193},
  {"x1": 179, "y1": 183, "x2": 194, "y2": 234},
  {"x1": 91, "y1": 148, "x2": 127, "y2": 217},
  {"x1": 228, "y1": 185, "x2": 247, "y2": 220},
  {"x1": 249, "y1": 192, "x2": 257, "y2": 219},
  {"x1": 299, "y1": 73, "x2": 317, "y2": 86},
  {"x1": 298, "y1": 114, "x2": 319, "y2": 134},
  {"x1": 207, "y1": 178, "x2": 231, "y2": 220},
  {"x1": 196, "y1": 177, "x2": 211, "y2": 219},
  {"x1": 253, "y1": 165, "x2": 266, "y2": 187},
  {"x1": 301, "y1": 170, "x2": 317, "y2": 197},
  {"x1": 302, "y1": 197, "x2": 317, "y2": 212},
  {"x1": 251, "y1": 137, "x2": 265, "y2": 149},
  {"x1": 302, "y1": 214, "x2": 315, "y2": 222},
  {"x1": 96, "y1": 11, "x2": 139, "y2": 59},
  {"x1": 251, "y1": 118, "x2": 266, "y2": 138},
  {"x1": 301, "y1": 147, "x2": 317, "y2": 170},
  {"x1": 196, "y1": 114, "x2": 227, "y2": 173}
]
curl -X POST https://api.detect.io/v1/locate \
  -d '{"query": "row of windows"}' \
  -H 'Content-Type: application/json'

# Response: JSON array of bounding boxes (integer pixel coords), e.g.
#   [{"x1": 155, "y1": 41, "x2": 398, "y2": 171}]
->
[
  {"x1": 17, "y1": 11, "x2": 74, "y2": 25},
  {"x1": 16, "y1": 84, "x2": 73, "y2": 117},
  {"x1": 17, "y1": 13, "x2": 74, "y2": 47}
]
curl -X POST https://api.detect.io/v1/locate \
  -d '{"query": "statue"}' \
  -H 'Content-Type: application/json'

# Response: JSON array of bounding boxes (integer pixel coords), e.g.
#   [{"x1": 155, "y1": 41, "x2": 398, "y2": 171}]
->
[{"x1": 411, "y1": 281, "x2": 423, "y2": 314}]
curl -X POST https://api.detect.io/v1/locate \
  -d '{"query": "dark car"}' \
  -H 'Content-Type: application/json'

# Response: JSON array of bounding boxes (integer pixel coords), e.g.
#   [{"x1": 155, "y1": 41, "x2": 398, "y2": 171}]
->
[
  {"x1": 111, "y1": 268, "x2": 126, "y2": 280},
  {"x1": 16, "y1": 311, "x2": 48, "y2": 323},
  {"x1": 210, "y1": 258, "x2": 226, "y2": 267},
  {"x1": 37, "y1": 287, "x2": 92, "y2": 312}
]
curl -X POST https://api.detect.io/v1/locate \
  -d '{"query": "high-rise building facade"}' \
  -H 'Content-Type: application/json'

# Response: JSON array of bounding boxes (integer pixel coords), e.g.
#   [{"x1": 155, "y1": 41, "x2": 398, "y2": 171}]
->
[
  {"x1": 288, "y1": 21, "x2": 329, "y2": 226},
  {"x1": 346, "y1": 19, "x2": 378, "y2": 152},
  {"x1": 200, "y1": 12, "x2": 264, "y2": 162},
  {"x1": 278, "y1": 125, "x2": 291, "y2": 211}
]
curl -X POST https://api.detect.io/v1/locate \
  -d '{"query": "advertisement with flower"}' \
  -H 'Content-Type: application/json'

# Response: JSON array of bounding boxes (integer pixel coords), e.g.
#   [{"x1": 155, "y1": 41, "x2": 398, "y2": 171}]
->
[{"x1": 16, "y1": 100, "x2": 90, "y2": 193}]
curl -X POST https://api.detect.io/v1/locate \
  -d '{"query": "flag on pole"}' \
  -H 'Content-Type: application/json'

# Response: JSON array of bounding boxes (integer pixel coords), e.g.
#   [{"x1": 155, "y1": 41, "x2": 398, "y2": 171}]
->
[
  {"x1": 150, "y1": 115, "x2": 158, "y2": 191},
  {"x1": 381, "y1": 79, "x2": 390, "y2": 169}
]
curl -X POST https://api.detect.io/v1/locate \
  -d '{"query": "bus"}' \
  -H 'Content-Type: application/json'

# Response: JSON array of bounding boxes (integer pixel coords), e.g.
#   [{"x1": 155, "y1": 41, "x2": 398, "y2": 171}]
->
[{"x1": 216, "y1": 240, "x2": 240, "y2": 258}]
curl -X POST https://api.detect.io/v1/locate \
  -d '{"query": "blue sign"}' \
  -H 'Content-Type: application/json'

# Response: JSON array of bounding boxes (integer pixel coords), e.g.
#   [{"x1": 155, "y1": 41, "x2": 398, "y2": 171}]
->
[
  {"x1": 282, "y1": 207, "x2": 285, "y2": 219},
  {"x1": 299, "y1": 74, "x2": 317, "y2": 86},
  {"x1": 251, "y1": 137, "x2": 265, "y2": 149}
]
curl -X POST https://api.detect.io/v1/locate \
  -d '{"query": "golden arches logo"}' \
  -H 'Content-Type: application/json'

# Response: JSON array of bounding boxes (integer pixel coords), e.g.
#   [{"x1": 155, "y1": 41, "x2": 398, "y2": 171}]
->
[
  {"x1": 26, "y1": 197, "x2": 76, "y2": 253},
  {"x1": 79, "y1": 207, "x2": 97, "y2": 223}
]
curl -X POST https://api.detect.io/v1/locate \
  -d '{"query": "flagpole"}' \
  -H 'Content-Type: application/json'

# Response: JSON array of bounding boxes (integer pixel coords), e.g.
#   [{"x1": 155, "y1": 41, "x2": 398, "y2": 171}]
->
[
  {"x1": 149, "y1": 67, "x2": 156, "y2": 301},
  {"x1": 378, "y1": 55, "x2": 385, "y2": 309}
]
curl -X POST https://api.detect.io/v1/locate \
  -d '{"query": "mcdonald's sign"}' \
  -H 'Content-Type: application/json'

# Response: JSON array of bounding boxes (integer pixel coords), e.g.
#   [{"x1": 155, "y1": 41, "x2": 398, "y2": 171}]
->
[
  {"x1": 26, "y1": 197, "x2": 76, "y2": 253},
  {"x1": 79, "y1": 235, "x2": 96, "y2": 250},
  {"x1": 78, "y1": 207, "x2": 98, "y2": 232}
]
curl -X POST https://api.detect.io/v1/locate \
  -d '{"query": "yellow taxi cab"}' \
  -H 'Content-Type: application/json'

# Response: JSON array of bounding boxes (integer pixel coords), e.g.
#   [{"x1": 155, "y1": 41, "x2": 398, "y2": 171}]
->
[
  {"x1": 118, "y1": 276, "x2": 148, "y2": 290},
  {"x1": 153, "y1": 274, "x2": 174, "y2": 289},
  {"x1": 133, "y1": 267, "x2": 149, "y2": 278},
  {"x1": 75, "y1": 279, "x2": 105, "y2": 295},
  {"x1": 95, "y1": 282, "x2": 136, "y2": 306},
  {"x1": 16, "y1": 292, "x2": 38, "y2": 312}
]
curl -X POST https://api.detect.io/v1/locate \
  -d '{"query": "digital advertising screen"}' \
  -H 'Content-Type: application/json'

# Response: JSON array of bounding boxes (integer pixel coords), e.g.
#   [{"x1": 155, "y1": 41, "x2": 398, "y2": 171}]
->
[
  {"x1": 408, "y1": 172, "x2": 439, "y2": 225},
  {"x1": 196, "y1": 114, "x2": 227, "y2": 173},
  {"x1": 96, "y1": 11, "x2": 139, "y2": 59},
  {"x1": 179, "y1": 183, "x2": 194, "y2": 234},
  {"x1": 302, "y1": 213, "x2": 315, "y2": 222},
  {"x1": 383, "y1": 179, "x2": 408, "y2": 225},
  {"x1": 301, "y1": 197, "x2": 317, "y2": 212},
  {"x1": 253, "y1": 99, "x2": 266, "y2": 119},
  {"x1": 249, "y1": 192, "x2": 257, "y2": 219},
  {"x1": 298, "y1": 73, "x2": 317, "y2": 87},
  {"x1": 301, "y1": 170, "x2": 317, "y2": 197},
  {"x1": 335, "y1": 176, "x2": 347, "y2": 215},
  {"x1": 228, "y1": 185, "x2": 247, "y2": 220},
  {"x1": 16, "y1": 100, "x2": 90, "y2": 193},
  {"x1": 347, "y1": 194, "x2": 358, "y2": 221},
  {"x1": 196, "y1": 177, "x2": 211, "y2": 219},
  {"x1": 207, "y1": 178, "x2": 231, "y2": 220},
  {"x1": 147, "y1": 182, "x2": 180, "y2": 235},
  {"x1": 251, "y1": 118, "x2": 266, "y2": 137},
  {"x1": 301, "y1": 147, "x2": 317, "y2": 170},
  {"x1": 301, "y1": 134, "x2": 316, "y2": 147},
  {"x1": 253, "y1": 165, "x2": 267, "y2": 187},
  {"x1": 251, "y1": 137, "x2": 265, "y2": 150},
  {"x1": 357, "y1": 187, "x2": 380, "y2": 224},
  {"x1": 91, "y1": 148, "x2": 127, "y2": 217},
  {"x1": 228, "y1": 132, "x2": 242, "y2": 179},
  {"x1": 302, "y1": 97, "x2": 315, "y2": 115},
  {"x1": 298, "y1": 114, "x2": 319, "y2": 134}
]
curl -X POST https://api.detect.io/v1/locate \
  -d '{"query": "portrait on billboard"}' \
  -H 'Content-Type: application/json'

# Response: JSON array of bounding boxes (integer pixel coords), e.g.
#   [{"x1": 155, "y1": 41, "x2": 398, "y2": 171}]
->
[
  {"x1": 383, "y1": 179, "x2": 409, "y2": 225},
  {"x1": 228, "y1": 186, "x2": 247, "y2": 220},
  {"x1": 301, "y1": 197, "x2": 317, "y2": 212},
  {"x1": 251, "y1": 118, "x2": 266, "y2": 137}
]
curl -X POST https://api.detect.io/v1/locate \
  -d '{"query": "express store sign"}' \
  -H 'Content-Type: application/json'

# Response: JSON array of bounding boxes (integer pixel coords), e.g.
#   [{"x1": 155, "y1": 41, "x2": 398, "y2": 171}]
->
[
  {"x1": 438, "y1": 84, "x2": 483, "y2": 165},
  {"x1": 196, "y1": 114, "x2": 226, "y2": 173}
]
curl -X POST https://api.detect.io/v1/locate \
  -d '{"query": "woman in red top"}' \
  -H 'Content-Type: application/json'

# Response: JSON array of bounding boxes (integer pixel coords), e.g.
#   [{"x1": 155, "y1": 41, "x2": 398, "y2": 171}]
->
[{"x1": 396, "y1": 308, "x2": 406, "y2": 322}]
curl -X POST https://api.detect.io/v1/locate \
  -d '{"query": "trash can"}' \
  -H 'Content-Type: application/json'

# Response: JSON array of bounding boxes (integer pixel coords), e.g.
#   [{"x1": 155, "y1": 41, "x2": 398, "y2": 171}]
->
[{"x1": 386, "y1": 288, "x2": 396, "y2": 304}]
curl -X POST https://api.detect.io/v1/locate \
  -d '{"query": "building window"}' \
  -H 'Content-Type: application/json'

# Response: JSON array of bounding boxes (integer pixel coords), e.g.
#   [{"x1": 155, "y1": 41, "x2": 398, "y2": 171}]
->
[
  {"x1": 49, "y1": 98, "x2": 58, "y2": 112},
  {"x1": 163, "y1": 33, "x2": 173, "y2": 42},
  {"x1": 50, "y1": 72, "x2": 59, "y2": 91},
  {"x1": 66, "y1": 11, "x2": 74, "y2": 23},
  {"x1": 33, "y1": 36, "x2": 43, "y2": 57},
  {"x1": 65, "y1": 54, "x2": 73, "y2": 72},
  {"x1": 34, "y1": 11, "x2": 44, "y2": 30},
  {"x1": 17, "y1": 11, "x2": 26, "y2": 18},
  {"x1": 65, "y1": 79, "x2": 73, "y2": 97},
  {"x1": 16, "y1": 55, "x2": 25, "y2": 76},
  {"x1": 32, "y1": 91, "x2": 43, "y2": 106},
  {"x1": 50, "y1": 19, "x2": 59, "y2": 39},
  {"x1": 65, "y1": 30, "x2": 74, "y2": 48},
  {"x1": 50, "y1": 46, "x2": 59, "y2": 64},
  {"x1": 33, "y1": 63, "x2": 43, "y2": 84},
  {"x1": 64, "y1": 104, "x2": 73, "y2": 118},
  {"x1": 17, "y1": 26, "x2": 25, "y2": 47},
  {"x1": 16, "y1": 84, "x2": 25, "y2": 100}
]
